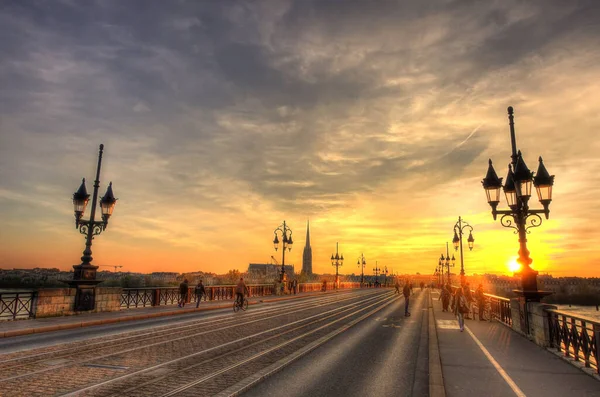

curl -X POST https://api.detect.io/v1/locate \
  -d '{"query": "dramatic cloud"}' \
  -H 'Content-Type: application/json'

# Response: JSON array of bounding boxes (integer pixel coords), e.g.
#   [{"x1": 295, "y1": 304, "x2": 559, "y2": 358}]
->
[{"x1": 1, "y1": 0, "x2": 599, "y2": 276}]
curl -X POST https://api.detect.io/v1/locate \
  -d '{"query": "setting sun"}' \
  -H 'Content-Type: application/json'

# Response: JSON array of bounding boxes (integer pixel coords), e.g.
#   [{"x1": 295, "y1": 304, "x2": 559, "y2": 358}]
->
[{"x1": 508, "y1": 258, "x2": 522, "y2": 273}]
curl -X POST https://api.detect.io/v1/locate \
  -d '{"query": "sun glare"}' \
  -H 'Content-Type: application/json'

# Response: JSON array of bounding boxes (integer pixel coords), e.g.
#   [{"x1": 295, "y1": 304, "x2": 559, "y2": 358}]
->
[{"x1": 508, "y1": 258, "x2": 521, "y2": 273}]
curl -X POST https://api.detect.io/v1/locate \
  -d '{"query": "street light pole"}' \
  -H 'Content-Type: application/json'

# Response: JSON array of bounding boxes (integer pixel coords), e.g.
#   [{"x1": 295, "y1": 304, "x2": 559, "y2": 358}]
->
[
  {"x1": 482, "y1": 107, "x2": 555, "y2": 302},
  {"x1": 383, "y1": 266, "x2": 388, "y2": 287},
  {"x1": 440, "y1": 242, "x2": 455, "y2": 285},
  {"x1": 452, "y1": 216, "x2": 474, "y2": 287},
  {"x1": 373, "y1": 261, "x2": 381, "y2": 286},
  {"x1": 70, "y1": 144, "x2": 117, "y2": 311},
  {"x1": 330, "y1": 242, "x2": 344, "y2": 289},
  {"x1": 357, "y1": 253, "x2": 366, "y2": 286},
  {"x1": 273, "y1": 220, "x2": 294, "y2": 283}
]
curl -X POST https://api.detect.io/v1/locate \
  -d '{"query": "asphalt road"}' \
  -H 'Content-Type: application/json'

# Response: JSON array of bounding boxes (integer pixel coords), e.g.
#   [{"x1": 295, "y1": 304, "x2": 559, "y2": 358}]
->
[{"x1": 243, "y1": 289, "x2": 429, "y2": 397}]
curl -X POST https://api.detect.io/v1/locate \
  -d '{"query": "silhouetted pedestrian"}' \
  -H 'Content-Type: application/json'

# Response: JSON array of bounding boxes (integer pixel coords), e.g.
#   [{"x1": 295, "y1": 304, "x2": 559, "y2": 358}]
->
[
  {"x1": 463, "y1": 283, "x2": 474, "y2": 319},
  {"x1": 394, "y1": 281, "x2": 400, "y2": 294},
  {"x1": 195, "y1": 279, "x2": 206, "y2": 308},
  {"x1": 475, "y1": 284, "x2": 486, "y2": 320},
  {"x1": 178, "y1": 279, "x2": 189, "y2": 308},
  {"x1": 439, "y1": 284, "x2": 451, "y2": 312},
  {"x1": 453, "y1": 287, "x2": 468, "y2": 331},
  {"x1": 403, "y1": 280, "x2": 411, "y2": 316}
]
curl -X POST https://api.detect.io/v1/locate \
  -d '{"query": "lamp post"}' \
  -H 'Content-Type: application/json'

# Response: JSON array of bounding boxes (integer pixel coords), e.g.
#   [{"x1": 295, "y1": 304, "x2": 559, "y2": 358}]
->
[
  {"x1": 436, "y1": 259, "x2": 443, "y2": 287},
  {"x1": 273, "y1": 220, "x2": 293, "y2": 283},
  {"x1": 357, "y1": 253, "x2": 366, "y2": 286},
  {"x1": 440, "y1": 242, "x2": 455, "y2": 285},
  {"x1": 482, "y1": 107, "x2": 555, "y2": 302},
  {"x1": 452, "y1": 216, "x2": 474, "y2": 287},
  {"x1": 70, "y1": 144, "x2": 117, "y2": 311},
  {"x1": 330, "y1": 242, "x2": 344, "y2": 289},
  {"x1": 383, "y1": 266, "x2": 388, "y2": 287},
  {"x1": 373, "y1": 261, "x2": 381, "y2": 286}
]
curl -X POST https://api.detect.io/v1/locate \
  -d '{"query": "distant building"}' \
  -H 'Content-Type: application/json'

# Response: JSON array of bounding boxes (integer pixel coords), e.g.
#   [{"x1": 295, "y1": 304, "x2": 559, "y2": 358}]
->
[
  {"x1": 247, "y1": 263, "x2": 294, "y2": 280},
  {"x1": 301, "y1": 220, "x2": 313, "y2": 275}
]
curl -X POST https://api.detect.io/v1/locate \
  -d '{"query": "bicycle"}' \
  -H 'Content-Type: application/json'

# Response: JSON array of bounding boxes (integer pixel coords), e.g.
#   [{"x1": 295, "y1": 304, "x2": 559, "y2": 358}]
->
[{"x1": 233, "y1": 296, "x2": 249, "y2": 312}]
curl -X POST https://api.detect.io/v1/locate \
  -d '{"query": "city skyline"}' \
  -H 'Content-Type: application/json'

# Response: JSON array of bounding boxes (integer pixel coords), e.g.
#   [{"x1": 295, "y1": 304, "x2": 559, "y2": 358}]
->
[{"x1": 1, "y1": 1, "x2": 600, "y2": 277}]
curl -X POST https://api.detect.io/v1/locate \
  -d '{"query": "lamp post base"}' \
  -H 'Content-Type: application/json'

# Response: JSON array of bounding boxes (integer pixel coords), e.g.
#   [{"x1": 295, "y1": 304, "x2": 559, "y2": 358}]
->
[{"x1": 64, "y1": 263, "x2": 103, "y2": 311}]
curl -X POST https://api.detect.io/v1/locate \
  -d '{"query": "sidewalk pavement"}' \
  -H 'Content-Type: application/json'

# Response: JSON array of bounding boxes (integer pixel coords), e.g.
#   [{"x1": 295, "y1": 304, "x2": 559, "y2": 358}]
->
[
  {"x1": 431, "y1": 290, "x2": 600, "y2": 397},
  {"x1": 0, "y1": 290, "x2": 329, "y2": 339}
]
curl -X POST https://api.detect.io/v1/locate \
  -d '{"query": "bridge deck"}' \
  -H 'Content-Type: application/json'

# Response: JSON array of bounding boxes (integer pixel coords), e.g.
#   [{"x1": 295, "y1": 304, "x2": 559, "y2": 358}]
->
[
  {"x1": 0, "y1": 290, "x2": 322, "y2": 339},
  {"x1": 431, "y1": 290, "x2": 600, "y2": 397}
]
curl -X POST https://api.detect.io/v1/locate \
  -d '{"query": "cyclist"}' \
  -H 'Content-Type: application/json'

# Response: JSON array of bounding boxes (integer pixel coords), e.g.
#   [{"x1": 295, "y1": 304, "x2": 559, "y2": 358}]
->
[{"x1": 235, "y1": 277, "x2": 247, "y2": 309}]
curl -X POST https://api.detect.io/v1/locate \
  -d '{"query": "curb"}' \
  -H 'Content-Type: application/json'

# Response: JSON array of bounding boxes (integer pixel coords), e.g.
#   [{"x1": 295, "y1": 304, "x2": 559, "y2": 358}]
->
[
  {"x1": 0, "y1": 291, "x2": 331, "y2": 339},
  {"x1": 428, "y1": 290, "x2": 446, "y2": 397}
]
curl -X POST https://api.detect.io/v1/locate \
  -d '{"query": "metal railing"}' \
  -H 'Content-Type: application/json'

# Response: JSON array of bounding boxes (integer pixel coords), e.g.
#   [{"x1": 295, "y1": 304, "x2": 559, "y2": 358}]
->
[
  {"x1": 547, "y1": 309, "x2": 599, "y2": 374},
  {"x1": 485, "y1": 293, "x2": 512, "y2": 327},
  {"x1": 447, "y1": 286, "x2": 512, "y2": 327},
  {"x1": 0, "y1": 290, "x2": 37, "y2": 320},
  {"x1": 120, "y1": 284, "x2": 277, "y2": 309}
]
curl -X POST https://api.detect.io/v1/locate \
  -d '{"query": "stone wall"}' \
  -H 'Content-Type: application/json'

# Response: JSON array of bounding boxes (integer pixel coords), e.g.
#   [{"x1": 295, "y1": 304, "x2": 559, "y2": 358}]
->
[
  {"x1": 95, "y1": 287, "x2": 122, "y2": 312},
  {"x1": 34, "y1": 288, "x2": 76, "y2": 318},
  {"x1": 509, "y1": 298, "x2": 557, "y2": 347},
  {"x1": 34, "y1": 287, "x2": 123, "y2": 318}
]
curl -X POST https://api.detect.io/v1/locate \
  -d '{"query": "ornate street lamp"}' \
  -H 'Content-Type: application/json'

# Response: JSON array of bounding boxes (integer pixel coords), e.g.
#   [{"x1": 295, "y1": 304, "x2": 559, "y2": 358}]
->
[
  {"x1": 69, "y1": 144, "x2": 117, "y2": 311},
  {"x1": 436, "y1": 258, "x2": 444, "y2": 287},
  {"x1": 481, "y1": 107, "x2": 555, "y2": 302},
  {"x1": 452, "y1": 216, "x2": 474, "y2": 286},
  {"x1": 273, "y1": 220, "x2": 293, "y2": 282},
  {"x1": 440, "y1": 242, "x2": 455, "y2": 285},
  {"x1": 383, "y1": 266, "x2": 389, "y2": 287},
  {"x1": 373, "y1": 261, "x2": 381, "y2": 286},
  {"x1": 330, "y1": 242, "x2": 344, "y2": 289},
  {"x1": 357, "y1": 253, "x2": 366, "y2": 286}
]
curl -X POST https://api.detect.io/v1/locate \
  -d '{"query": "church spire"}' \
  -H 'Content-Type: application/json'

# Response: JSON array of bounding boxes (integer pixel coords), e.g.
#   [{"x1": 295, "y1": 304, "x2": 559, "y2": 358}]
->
[
  {"x1": 302, "y1": 218, "x2": 313, "y2": 275},
  {"x1": 305, "y1": 219, "x2": 311, "y2": 247}
]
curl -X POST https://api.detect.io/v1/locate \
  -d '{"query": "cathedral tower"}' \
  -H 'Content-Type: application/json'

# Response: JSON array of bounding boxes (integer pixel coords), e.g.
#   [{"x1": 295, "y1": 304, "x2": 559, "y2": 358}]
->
[{"x1": 302, "y1": 220, "x2": 313, "y2": 275}]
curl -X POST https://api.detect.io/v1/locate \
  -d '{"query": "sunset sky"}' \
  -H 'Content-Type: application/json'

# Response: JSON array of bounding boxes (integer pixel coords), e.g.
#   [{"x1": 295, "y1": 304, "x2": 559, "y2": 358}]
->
[{"x1": 1, "y1": 1, "x2": 599, "y2": 277}]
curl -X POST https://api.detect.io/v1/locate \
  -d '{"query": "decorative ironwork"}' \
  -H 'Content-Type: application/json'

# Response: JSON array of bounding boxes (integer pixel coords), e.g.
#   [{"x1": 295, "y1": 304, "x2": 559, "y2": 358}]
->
[
  {"x1": 78, "y1": 222, "x2": 104, "y2": 237},
  {"x1": 120, "y1": 288, "x2": 155, "y2": 308},
  {"x1": 159, "y1": 288, "x2": 179, "y2": 306},
  {"x1": 0, "y1": 291, "x2": 37, "y2": 320},
  {"x1": 524, "y1": 213, "x2": 543, "y2": 233},
  {"x1": 500, "y1": 214, "x2": 519, "y2": 233},
  {"x1": 547, "y1": 309, "x2": 599, "y2": 373}
]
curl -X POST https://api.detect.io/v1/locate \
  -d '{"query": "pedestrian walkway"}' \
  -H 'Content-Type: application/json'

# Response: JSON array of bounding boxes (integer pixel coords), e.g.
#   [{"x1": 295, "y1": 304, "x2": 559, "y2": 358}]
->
[
  {"x1": 0, "y1": 289, "x2": 330, "y2": 338},
  {"x1": 431, "y1": 290, "x2": 600, "y2": 397}
]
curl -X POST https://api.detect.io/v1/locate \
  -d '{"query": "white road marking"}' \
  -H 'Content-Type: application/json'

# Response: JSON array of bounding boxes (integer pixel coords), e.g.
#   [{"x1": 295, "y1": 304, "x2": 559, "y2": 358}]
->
[
  {"x1": 436, "y1": 320, "x2": 460, "y2": 330},
  {"x1": 465, "y1": 326, "x2": 527, "y2": 397}
]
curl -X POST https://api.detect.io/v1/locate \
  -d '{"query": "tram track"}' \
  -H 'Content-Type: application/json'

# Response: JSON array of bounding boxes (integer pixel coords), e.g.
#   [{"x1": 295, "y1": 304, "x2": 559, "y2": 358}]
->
[
  {"x1": 62, "y1": 291, "x2": 399, "y2": 397},
  {"x1": 0, "y1": 290, "x2": 394, "y2": 396},
  {"x1": 0, "y1": 290, "x2": 360, "y2": 365},
  {"x1": 0, "y1": 290, "x2": 378, "y2": 376}
]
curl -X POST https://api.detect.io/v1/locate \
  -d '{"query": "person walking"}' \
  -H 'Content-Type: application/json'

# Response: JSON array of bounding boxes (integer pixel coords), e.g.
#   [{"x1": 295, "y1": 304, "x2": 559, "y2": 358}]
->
[
  {"x1": 394, "y1": 281, "x2": 400, "y2": 294},
  {"x1": 402, "y1": 279, "x2": 411, "y2": 317},
  {"x1": 475, "y1": 284, "x2": 486, "y2": 321},
  {"x1": 195, "y1": 279, "x2": 206, "y2": 308},
  {"x1": 178, "y1": 279, "x2": 189, "y2": 308},
  {"x1": 235, "y1": 277, "x2": 247, "y2": 308},
  {"x1": 453, "y1": 287, "x2": 468, "y2": 331},
  {"x1": 463, "y1": 283, "x2": 474, "y2": 319},
  {"x1": 439, "y1": 284, "x2": 451, "y2": 312}
]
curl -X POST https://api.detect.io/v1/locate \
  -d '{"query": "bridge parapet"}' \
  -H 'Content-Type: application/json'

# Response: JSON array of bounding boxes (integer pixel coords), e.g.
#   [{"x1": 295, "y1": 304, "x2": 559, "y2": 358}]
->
[
  {"x1": 0, "y1": 282, "x2": 365, "y2": 320},
  {"x1": 546, "y1": 308, "x2": 600, "y2": 375}
]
